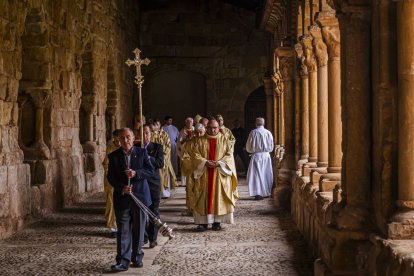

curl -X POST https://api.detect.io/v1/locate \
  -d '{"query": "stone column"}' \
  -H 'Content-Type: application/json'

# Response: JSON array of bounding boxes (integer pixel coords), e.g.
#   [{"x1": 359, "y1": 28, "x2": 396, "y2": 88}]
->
[
  {"x1": 302, "y1": 34, "x2": 318, "y2": 169},
  {"x1": 273, "y1": 65, "x2": 285, "y2": 157},
  {"x1": 310, "y1": 24, "x2": 328, "y2": 168},
  {"x1": 389, "y1": 0, "x2": 414, "y2": 239},
  {"x1": 25, "y1": 90, "x2": 51, "y2": 160},
  {"x1": 274, "y1": 47, "x2": 296, "y2": 208},
  {"x1": 294, "y1": 43, "x2": 309, "y2": 166},
  {"x1": 263, "y1": 77, "x2": 277, "y2": 142},
  {"x1": 317, "y1": 10, "x2": 342, "y2": 191},
  {"x1": 81, "y1": 96, "x2": 97, "y2": 153}
]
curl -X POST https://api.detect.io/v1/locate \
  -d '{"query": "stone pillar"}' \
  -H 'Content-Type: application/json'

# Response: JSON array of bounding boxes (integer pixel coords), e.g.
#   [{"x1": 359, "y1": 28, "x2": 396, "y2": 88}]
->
[
  {"x1": 25, "y1": 90, "x2": 51, "y2": 160},
  {"x1": 295, "y1": 43, "x2": 309, "y2": 165},
  {"x1": 302, "y1": 34, "x2": 318, "y2": 166},
  {"x1": 317, "y1": 10, "x2": 342, "y2": 191},
  {"x1": 263, "y1": 77, "x2": 277, "y2": 141},
  {"x1": 310, "y1": 24, "x2": 329, "y2": 168},
  {"x1": 81, "y1": 96, "x2": 97, "y2": 153},
  {"x1": 274, "y1": 46, "x2": 296, "y2": 208},
  {"x1": 389, "y1": 0, "x2": 414, "y2": 239}
]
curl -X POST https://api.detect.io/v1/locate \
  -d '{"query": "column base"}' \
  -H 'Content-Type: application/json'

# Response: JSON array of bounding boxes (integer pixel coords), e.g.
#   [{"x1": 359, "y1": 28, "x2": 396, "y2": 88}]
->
[
  {"x1": 389, "y1": 207, "x2": 414, "y2": 239},
  {"x1": 302, "y1": 162, "x2": 317, "y2": 176},
  {"x1": 310, "y1": 167, "x2": 328, "y2": 185},
  {"x1": 319, "y1": 173, "x2": 341, "y2": 192},
  {"x1": 333, "y1": 205, "x2": 371, "y2": 231},
  {"x1": 297, "y1": 158, "x2": 308, "y2": 175}
]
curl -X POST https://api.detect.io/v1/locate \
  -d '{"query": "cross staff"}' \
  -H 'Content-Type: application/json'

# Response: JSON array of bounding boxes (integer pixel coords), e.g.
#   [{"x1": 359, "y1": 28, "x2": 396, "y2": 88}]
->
[{"x1": 125, "y1": 48, "x2": 150, "y2": 148}]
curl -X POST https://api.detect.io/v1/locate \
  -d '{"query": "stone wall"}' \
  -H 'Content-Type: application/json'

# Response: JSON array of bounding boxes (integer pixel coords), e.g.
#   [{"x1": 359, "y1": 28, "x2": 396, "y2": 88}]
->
[
  {"x1": 139, "y1": 0, "x2": 269, "y2": 126},
  {"x1": 0, "y1": 0, "x2": 139, "y2": 238}
]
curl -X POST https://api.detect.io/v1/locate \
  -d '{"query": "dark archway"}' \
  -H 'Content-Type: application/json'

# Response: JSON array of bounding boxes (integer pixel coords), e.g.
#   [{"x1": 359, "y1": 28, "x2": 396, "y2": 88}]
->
[
  {"x1": 143, "y1": 70, "x2": 206, "y2": 124},
  {"x1": 244, "y1": 86, "x2": 266, "y2": 132}
]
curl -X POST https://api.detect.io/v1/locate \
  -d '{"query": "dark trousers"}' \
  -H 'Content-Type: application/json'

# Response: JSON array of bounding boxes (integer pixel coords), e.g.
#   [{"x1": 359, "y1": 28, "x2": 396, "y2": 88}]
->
[
  {"x1": 115, "y1": 203, "x2": 147, "y2": 266},
  {"x1": 145, "y1": 182, "x2": 161, "y2": 242},
  {"x1": 234, "y1": 149, "x2": 250, "y2": 171}
]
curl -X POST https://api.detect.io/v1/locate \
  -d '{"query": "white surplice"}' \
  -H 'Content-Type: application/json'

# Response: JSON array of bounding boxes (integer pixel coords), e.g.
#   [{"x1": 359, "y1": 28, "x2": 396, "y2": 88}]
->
[{"x1": 246, "y1": 126, "x2": 274, "y2": 197}]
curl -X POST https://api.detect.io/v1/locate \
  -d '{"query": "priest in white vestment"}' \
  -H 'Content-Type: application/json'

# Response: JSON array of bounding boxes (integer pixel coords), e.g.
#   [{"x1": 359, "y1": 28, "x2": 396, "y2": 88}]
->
[
  {"x1": 246, "y1": 117, "x2": 274, "y2": 200},
  {"x1": 162, "y1": 115, "x2": 180, "y2": 178}
]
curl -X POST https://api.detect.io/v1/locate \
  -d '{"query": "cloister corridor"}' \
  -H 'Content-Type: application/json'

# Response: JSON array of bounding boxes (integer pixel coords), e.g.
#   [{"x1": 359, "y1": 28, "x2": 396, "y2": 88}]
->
[{"x1": 0, "y1": 179, "x2": 314, "y2": 275}]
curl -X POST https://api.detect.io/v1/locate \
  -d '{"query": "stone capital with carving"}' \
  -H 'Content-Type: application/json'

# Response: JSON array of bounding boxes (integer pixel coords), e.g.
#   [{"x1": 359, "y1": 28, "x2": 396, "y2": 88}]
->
[
  {"x1": 301, "y1": 35, "x2": 318, "y2": 72},
  {"x1": 272, "y1": 71, "x2": 284, "y2": 96},
  {"x1": 27, "y1": 89, "x2": 51, "y2": 108},
  {"x1": 316, "y1": 10, "x2": 341, "y2": 59},
  {"x1": 81, "y1": 95, "x2": 98, "y2": 114},
  {"x1": 294, "y1": 43, "x2": 308, "y2": 76},
  {"x1": 275, "y1": 47, "x2": 295, "y2": 81},
  {"x1": 309, "y1": 25, "x2": 328, "y2": 67}
]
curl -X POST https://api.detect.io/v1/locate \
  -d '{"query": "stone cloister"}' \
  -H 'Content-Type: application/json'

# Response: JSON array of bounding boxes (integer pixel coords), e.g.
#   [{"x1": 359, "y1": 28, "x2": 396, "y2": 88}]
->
[{"x1": 1, "y1": 0, "x2": 414, "y2": 274}]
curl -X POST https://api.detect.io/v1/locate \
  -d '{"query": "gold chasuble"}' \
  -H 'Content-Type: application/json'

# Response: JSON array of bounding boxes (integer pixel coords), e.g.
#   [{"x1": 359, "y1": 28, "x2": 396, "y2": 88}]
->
[
  {"x1": 219, "y1": 126, "x2": 236, "y2": 151},
  {"x1": 153, "y1": 129, "x2": 177, "y2": 193},
  {"x1": 191, "y1": 132, "x2": 238, "y2": 224}
]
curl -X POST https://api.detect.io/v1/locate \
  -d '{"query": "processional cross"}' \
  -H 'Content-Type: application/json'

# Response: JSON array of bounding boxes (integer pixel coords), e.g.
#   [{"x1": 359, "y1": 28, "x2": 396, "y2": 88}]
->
[{"x1": 125, "y1": 48, "x2": 150, "y2": 148}]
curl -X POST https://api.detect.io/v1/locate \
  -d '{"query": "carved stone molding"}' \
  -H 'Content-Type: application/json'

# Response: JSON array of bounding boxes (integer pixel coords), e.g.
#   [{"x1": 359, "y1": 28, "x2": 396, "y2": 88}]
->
[
  {"x1": 309, "y1": 25, "x2": 328, "y2": 67},
  {"x1": 316, "y1": 10, "x2": 341, "y2": 59},
  {"x1": 301, "y1": 35, "x2": 318, "y2": 72},
  {"x1": 260, "y1": 0, "x2": 286, "y2": 33},
  {"x1": 294, "y1": 43, "x2": 308, "y2": 76}
]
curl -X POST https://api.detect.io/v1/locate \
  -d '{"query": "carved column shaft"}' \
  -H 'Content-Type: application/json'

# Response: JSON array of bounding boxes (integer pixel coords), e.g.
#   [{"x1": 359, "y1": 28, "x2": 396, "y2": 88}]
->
[
  {"x1": 317, "y1": 11, "x2": 342, "y2": 174},
  {"x1": 295, "y1": 43, "x2": 309, "y2": 161},
  {"x1": 302, "y1": 35, "x2": 318, "y2": 164},
  {"x1": 310, "y1": 24, "x2": 329, "y2": 167},
  {"x1": 397, "y1": 1, "x2": 414, "y2": 206},
  {"x1": 388, "y1": 0, "x2": 414, "y2": 239},
  {"x1": 263, "y1": 77, "x2": 276, "y2": 142}
]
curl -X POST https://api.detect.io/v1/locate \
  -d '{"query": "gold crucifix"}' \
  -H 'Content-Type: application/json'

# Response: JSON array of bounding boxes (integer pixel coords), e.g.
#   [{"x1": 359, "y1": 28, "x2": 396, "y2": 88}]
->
[
  {"x1": 125, "y1": 48, "x2": 151, "y2": 87},
  {"x1": 125, "y1": 48, "x2": 150, "y2": 148}
]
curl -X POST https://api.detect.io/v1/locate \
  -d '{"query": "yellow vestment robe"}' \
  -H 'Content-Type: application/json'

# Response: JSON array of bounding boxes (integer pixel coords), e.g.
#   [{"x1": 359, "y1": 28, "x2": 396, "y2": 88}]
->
[
  {"x1": 191, "y1": 132, "x2": 238, "y2": 223},
  {"x1": 103, "y1": 142, "x2": 118, "y2": 229},
  {"x1": 153, "y1": 129, "x2": 177, "y2": 195}
]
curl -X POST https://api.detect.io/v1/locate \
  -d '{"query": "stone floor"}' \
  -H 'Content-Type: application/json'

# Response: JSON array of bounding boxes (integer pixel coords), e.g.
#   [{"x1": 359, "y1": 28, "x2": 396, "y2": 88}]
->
[{"x1": 0, "y1": 179, "x2": 314, "y2": 275}]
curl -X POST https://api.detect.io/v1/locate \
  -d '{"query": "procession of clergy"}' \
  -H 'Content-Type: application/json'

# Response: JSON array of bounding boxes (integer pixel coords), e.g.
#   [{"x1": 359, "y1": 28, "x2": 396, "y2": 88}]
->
[{"x1": 103, "y1": 114, "x2": 274, "y2": 271}]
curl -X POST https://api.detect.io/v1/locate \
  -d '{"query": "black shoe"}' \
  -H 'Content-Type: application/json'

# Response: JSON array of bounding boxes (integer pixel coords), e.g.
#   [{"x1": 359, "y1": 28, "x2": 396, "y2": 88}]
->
[
  {"x1": 143, "y1": 238, "x2": 149, "y2": 244},
  {"x1": 110, "y1": 231, "x2": 117, "y2": 238},
  {"x1": 149, "y1": 241, "x2": 158, "y2": 248},
  {"x1": 212, "y1": 222, "x2": 222, "y2": 231},
  {"x1": 195, "y1": 224, "x2": 208, "y2": 232},
  {"x1": 255, "y1": 195, "x2": 263, "y2": 200},
  {"x1": 111, "y1": 263, "x2": 128, "y2": 272},
  {"x1": 131, "y1": 262, "x2": 143, "y2": 268}
]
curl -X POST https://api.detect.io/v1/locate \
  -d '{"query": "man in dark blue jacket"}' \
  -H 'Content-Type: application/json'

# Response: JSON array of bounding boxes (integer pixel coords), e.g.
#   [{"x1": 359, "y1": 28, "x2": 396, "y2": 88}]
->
[
  {"x1": 141, "y1": 124, "x2": 164, "y2": 248},
  {"x1": 108, "y1": 128, "x2": 154, "y2": 272}
]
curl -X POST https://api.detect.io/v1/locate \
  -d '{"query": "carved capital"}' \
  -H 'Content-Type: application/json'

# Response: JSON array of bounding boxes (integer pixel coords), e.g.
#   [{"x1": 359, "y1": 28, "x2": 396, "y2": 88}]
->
[
  {"x1": 272, "y1": 71, "x2": 284, "y2": 96},
  {"x1": 81, "y1": 95, "x2": 97, "y2": 114},
  {"x1": 27, "y1": 89, "x2": 50, "y2": 108},
  {"x1": 294, "y1": 43, "x2": 308, "y2": 76},
  {"x1": 275, "y1": 47, "x2": 295, "y2": 80},
  {"x1": 309, "y1": 25, "x2": 328, "y2": 67},
  {"x1": 301, "y1": 35, "x2": 318, "y2": 72},
  {"x1": 316, "y1": 10, "x2": 341, "y2": 59}
]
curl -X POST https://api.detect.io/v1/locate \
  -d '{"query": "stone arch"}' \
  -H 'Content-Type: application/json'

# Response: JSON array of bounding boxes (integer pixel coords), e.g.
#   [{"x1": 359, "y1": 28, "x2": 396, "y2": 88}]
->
[
  {"x1": 143, "y1": 70, "x2": 207, "y2": 123},
  {"x1": 244, "y1": 86, "x2": 266, "y2": 132}
]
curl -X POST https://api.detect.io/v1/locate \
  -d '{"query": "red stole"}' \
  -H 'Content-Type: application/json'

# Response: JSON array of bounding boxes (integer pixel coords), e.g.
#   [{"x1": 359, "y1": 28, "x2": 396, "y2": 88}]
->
[
  {"x1": 207, "y1": 138, "x2": 216, "y2": 214},
  {"x1": 186, "y1": 129, "x2": 193, "y2": 137}
]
